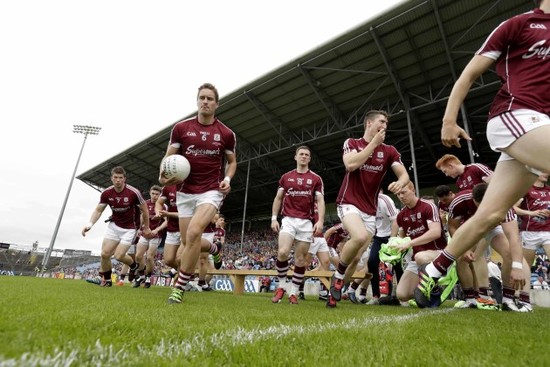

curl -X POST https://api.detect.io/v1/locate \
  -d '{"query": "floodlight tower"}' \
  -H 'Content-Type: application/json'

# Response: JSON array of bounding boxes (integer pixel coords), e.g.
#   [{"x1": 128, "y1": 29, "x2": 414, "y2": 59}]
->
[{"x1": 41, "y1": 125, "x2": 101, "y2": 273}]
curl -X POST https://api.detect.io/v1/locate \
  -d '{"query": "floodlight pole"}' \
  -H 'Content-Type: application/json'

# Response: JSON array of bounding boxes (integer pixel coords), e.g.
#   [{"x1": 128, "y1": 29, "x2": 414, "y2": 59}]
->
[{"x1": 41, "y1": 125, "x2": 101, "y2": 273}]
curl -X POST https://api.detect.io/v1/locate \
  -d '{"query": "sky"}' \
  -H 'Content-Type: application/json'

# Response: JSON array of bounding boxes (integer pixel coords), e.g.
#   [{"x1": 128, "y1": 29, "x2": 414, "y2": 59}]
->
[{"x1": 0, "y1": 0, "x2": 405, "y2": 255}]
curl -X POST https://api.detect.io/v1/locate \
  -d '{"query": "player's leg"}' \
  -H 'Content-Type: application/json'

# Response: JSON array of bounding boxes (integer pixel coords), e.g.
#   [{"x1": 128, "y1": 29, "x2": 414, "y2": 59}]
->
[
  {"x1": 416, "y1": 160, "x2": 535, "y2": 306},
  {"x1": 272, "y1": 230, "x2": 294, "y2": 303}
]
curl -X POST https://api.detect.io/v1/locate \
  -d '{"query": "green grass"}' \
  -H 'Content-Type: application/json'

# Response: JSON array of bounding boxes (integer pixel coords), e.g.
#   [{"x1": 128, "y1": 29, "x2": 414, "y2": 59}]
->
[{"x1": 0, "y1": 277, "x2": 547, "y2": 366}]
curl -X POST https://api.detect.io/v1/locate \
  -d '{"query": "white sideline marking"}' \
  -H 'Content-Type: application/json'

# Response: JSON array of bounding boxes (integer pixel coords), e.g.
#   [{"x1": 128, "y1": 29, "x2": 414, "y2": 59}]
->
[{"x1": 0, "y1": 309, "x2": 453, "y2": 366}]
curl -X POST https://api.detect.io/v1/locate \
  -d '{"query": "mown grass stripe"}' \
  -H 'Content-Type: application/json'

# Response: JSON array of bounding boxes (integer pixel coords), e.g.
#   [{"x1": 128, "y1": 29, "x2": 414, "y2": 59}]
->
[{"x1": 1, "y1": 309, "x2": 452, "y2": 366}]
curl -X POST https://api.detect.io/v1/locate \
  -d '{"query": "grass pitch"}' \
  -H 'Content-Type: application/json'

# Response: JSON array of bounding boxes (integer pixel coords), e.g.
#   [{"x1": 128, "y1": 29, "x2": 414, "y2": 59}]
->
[{"x1": 0, "y1": 277, "x2": 547, "y2": 366}]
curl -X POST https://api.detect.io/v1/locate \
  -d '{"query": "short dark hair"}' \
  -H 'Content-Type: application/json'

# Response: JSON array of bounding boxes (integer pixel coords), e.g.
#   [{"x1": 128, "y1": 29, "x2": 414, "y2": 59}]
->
[
  {"x1": 111, "y1": 166, "x2": 126, "y2": 177},
  {"x1": 472, "y1": 182, "x2": 488, "y2": 203},
  {"x1": 150, "y1": 185, "x2": 162, "y2": 192},
  {"x1": 364, "y1": 110, "x2": 389, "y2": 123},
  {"x1": 295, "y1": 145, "x2": 311, "y2": 155},
  {"x1": 434, "y1": 185, "x2": 453, "y2": 198},
  {"x1": 198, "y1": 83, "x2": 219, "y2": 102}
]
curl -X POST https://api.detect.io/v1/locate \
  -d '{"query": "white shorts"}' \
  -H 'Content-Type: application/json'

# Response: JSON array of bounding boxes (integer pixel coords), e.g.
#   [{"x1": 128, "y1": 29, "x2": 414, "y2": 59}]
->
[
  {"x1": 176, "y1": 190, "x2": 224, "y2": 217},
  {"x1": 280, "y1": 217, "x2": 314, "y2": 243},
  {"x1": 337, "y1": 204, "x2": 376, "y2": 235},
  {"x1": 104, "y1": 222, "x2": 138, "y2": 246},
  {"x1": 357, "y1": 246, "x2": 371, "y2": 267},
  {"x1": 486, "y1": 225, "x2": 504, "y2": 244},
  {"x1": 137, "y1": 236, "x2": 162, "y2": 248},
  {"x1": 404, "y1": 260, "x2": 419, "y2": 274},
  {"x1": 165, "y1": 231, "x2": 181, "y2": 246},
  {"x1": 522, "y1": 231, "x2": 550, "y2": 250},
  {"x1": 487, "y1": 109, "x2": 550, "y2": 163},
  {"x1": 127, "y1": 244, "x2": 136, "y2": 255},
  {"x1": 309, "y1": 237, "x2": 329, "y2": 255},
  {"x1": 202, "y1": 232, "x2": 214, "y2": 245}
]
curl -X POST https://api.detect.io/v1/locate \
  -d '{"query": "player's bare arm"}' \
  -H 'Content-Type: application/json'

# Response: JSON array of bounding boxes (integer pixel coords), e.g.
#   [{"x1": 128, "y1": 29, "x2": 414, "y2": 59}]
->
[
  {"x1": 219, "y1": 152, "x2": 237, "y2": 195},
  {"x1": 271, "y1": 189, "x2": 284, "y2": 233},
  {"x1": 313, "y1": 193, "x2": 325, "y2": 236},
  {"x1": 387, "y1": 164, "x2": 410, "y2": 194},
  {"x1": 82, "y1": 204, "x2": 106, "y2": 236},
  {"x1": 343, "y1": 129, "x2": 386, "y2": 171},
  {"x1": 442, "y1": 55, "x2": 493, "y2": 148}
]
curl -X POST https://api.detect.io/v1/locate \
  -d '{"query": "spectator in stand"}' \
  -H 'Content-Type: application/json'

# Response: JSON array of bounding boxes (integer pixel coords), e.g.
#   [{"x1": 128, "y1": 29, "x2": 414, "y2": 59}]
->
[
  {"x1": 259, "y1": 275, "x2": 272, "y2": 293},
  {"x1": 270, "y1": 145, "x2": 325, "y2": 305},
  {"x1": 81, "y1": 166, "x2": 150, "y2": 287},
  {"x1": 533, "y1": 275, "x2": 549, "y2": 290}
]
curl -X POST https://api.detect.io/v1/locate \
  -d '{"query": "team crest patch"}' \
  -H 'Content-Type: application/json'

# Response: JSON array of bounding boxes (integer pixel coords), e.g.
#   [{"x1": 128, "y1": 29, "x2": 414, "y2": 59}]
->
[
  {"x1": 214, "y1": 133, "x2": 221, "y2": 141},
  {"x1": 377, "y1": 152, "x2": 384, "y2": 159}
]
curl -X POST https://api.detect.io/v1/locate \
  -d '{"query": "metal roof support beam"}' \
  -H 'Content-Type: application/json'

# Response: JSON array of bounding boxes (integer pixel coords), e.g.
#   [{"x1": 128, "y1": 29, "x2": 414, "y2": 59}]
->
[
  {"x1": 431, "y1": 0, "x2": 476, "y2": 163},
  {"x1": 298, "y1": 64, "x2": 345, "y2": 130},
  {"x1": 370, "y1": 26, "x2": 436, "y2": 163},
  {"x1": 244, "y1": 91, "x2": 292, "y2": 147}
]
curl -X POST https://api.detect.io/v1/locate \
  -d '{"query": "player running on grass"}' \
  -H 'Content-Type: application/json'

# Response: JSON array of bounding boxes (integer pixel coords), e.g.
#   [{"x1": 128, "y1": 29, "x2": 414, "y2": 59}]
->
[{"x1": 415, "y1": 1, "x2": 550, "y2": 307}]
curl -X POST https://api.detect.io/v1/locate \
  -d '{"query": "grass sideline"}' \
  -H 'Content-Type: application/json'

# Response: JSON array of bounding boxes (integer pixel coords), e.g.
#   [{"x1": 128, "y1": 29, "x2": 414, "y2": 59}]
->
[{"x1": 0, "y1": 277, "x2": 547, "y2": 366}]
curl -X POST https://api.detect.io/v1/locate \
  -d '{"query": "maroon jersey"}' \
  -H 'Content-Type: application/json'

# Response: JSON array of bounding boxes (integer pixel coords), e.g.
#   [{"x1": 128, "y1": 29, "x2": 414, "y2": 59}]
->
[
  {"x1": 449, "y1": 189, "x2": 516, "y2": 226},
  {"x1": 336, "y1": 139, "x2": 403, "y2": 215},
  {"x1": 99, "y1": 184, "x2": 145, "y2": 230},
  {"x1": 396, "y1": 199, "x2": 447, "y2": 257},
  {"x1": 277, "y1": 169, "x2": 324, "y2": 220},
  {"x1": 519, "y1": 184, "x2": 550, "y2": 231},
  {"x1": 448, "y1": 190, "x2": 477, "y2": 223},
  {"x1": 325, "y1": 223, "x2": 348, "y2": 248},
  {"x1": 456, "y1": 163, "x2": 493, "y2": 190},
  {"x1": 204, "y1": 222, "x2": 216, "y2": 234},
  {"x1": 143, "y1": 199, "x2": 166, "y2": 237},
  {"x1": 214, "y1": 227, "x2": 226, "y2": 242},
  {"x1": 169, "y1": 117, "x2": 236, "y2": 194},
  {"x1": 477, "y1": 8, "x2": 550, "y2": 116},
  {"x1": 160, "y1": 185, "x2": 179, "y2": 233}
]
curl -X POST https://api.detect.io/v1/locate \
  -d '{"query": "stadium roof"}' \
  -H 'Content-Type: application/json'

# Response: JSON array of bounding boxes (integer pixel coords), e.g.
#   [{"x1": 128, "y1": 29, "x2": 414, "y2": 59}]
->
[{"x1": 77, "y1": 0, "x2": 535, "y2": 222}]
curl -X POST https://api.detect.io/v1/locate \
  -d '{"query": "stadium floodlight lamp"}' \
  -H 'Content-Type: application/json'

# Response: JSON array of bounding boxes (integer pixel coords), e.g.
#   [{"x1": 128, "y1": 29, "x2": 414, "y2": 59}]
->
[{"x1": 41, "y1": 124, "x2": 101, "y2": 272}]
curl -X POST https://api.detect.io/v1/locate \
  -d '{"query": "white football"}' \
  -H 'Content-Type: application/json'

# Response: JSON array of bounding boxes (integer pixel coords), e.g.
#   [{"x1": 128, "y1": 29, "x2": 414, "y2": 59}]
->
[{"x1": 162, "y1": 154, "x2": 190, "y2": 182}]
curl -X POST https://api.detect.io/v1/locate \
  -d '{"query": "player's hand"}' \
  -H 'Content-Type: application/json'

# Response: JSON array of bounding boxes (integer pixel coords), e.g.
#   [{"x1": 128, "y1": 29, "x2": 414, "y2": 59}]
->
[
  {"x1": 371, "y1": 128, "x2": 386, "y2": 147},
  {"x1": 313, "y1": 222, "x2": 323, "y2": 236},
  {"x1": 387, "y1": 180, "x2": 404, "y2": 194},
  {"x1": 462, "y1": 250, "x2": 475, "y2": 263},
  {"x1": 271, "y1": 219, "x2": 280, "y2": 233},
  {"x1": 81, "y1": 222, "x2": 93, "y2": 237},
  {"x1": 509, "y1": 268, "x2": 526, "y2": 290},
  {"x1": 441, "y1": 122, "x2": 471, "y2": 148},
  {"x1": 81, "y1": 225, "x2": 91, "y2": 237},
  {"x1": 159, "y1": 173, "x2": 183, "y2": 186},
  {"x1": 219, "y1": 180, "x2": 231, "y2": 195},
  {"x1": 141, "y1": 226, "x2": 152, "y2": 238}
]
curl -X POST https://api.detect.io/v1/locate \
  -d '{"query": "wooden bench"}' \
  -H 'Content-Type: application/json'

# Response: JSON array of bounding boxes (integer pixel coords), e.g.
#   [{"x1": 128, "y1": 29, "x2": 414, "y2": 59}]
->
[{"x1": 207, "y1": 269, "x2": 371, "y2": 295}]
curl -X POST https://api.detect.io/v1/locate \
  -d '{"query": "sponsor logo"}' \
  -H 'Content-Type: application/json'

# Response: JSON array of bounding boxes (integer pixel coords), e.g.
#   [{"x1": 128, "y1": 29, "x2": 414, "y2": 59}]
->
[
  {"x1": 186, "y1": 131, "x2": 197, "y2": 137},
  {"x1": 185, "y1": 145, "x2": 221, "y2": 156},
  {"x1": 285, "y1": 188, "x2": 312, "y2": 197},
  {"x1": 360, "y1": 163, "x2": 384, "y2": 172},
  {"x1": 406, "y1": 225, "x2": 426, "y2": 238},
  {"x1": 523, "y1": 40, "x2": 550, "y2": 59}
]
